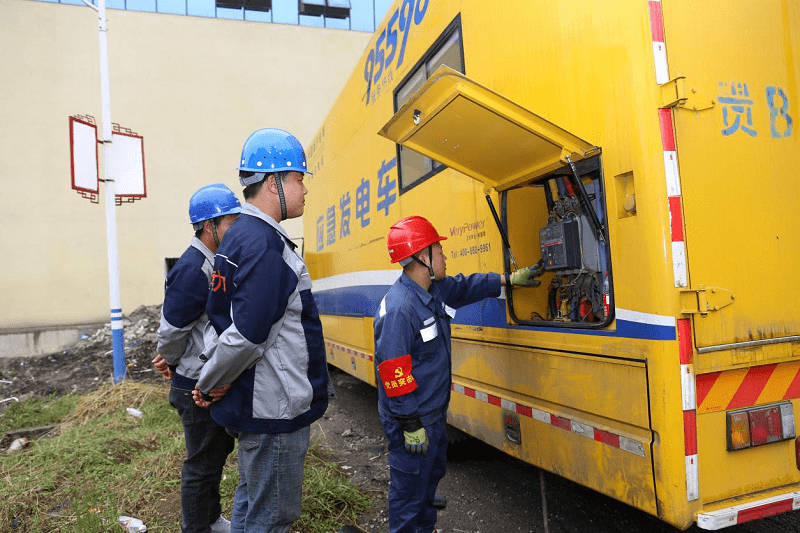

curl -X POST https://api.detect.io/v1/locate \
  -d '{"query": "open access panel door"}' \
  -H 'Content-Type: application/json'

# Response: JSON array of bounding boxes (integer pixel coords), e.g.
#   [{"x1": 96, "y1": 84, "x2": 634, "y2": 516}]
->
[
  {"x1": 662, "y1": 2, "x2": 800, "y2": 353},
  {"x1": 379, "y1": 66, "x2": 611, "y2": 329},
  {"x1": 378, "y1": 66, "x2": 597, "y2": 192}
]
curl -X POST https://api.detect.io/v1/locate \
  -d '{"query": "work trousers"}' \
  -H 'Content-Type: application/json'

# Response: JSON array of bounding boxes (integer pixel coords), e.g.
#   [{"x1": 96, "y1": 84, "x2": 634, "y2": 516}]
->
[
  {"x1": 228, "y1": 425, "x2": 310, "y2": 533},
  {"x1": 383, "y1": 416, "x2": 448, "y2": 533},
  {"x1": 170, "y1": 386, "x2": 235, "y2": 533}
]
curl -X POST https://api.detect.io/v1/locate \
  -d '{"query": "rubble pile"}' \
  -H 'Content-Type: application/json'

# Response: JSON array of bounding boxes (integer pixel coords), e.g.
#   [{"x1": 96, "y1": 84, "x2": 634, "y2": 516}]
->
[
  {"x1": 0, "y1": 304, "x2": 166, "y2": 406},
  {"x1": 76, "y1": 304, "x2": 161, "y2": 351}
]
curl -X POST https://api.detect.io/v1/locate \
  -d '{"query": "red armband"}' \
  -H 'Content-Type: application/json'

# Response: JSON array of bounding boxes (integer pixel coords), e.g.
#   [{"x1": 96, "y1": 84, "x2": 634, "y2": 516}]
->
[{"x1": 377, "y1": 354, "x2": 418, "y2": 398}]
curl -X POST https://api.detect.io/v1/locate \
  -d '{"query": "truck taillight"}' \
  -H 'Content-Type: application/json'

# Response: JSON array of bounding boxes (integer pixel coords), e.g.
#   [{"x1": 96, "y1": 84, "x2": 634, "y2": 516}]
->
[
  {"x1": 782, "y1": 403, "x2": 796, "y2": 438},
  {"x1": 728, "y1": 411, "x2": 750, "y2": 450},
  {"x1": 726, "y1": 402, "x2": 795, "y2": 452}
]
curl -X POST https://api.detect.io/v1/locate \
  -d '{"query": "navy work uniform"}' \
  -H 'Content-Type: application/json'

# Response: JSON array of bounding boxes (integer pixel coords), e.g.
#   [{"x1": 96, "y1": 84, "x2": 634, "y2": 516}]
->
[
  {"x1": 374, "y1": 271, "x2": 501, "y2": 533},
  {"x1": 157, "y1": 235, "x2": 236, "y2": 533}
]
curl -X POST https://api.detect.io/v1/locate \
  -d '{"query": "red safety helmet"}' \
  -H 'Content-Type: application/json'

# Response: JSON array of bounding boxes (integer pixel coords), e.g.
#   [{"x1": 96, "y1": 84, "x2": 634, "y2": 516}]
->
[{"x1": 387, "y1": 216, "x2": 447, "y2": 264}]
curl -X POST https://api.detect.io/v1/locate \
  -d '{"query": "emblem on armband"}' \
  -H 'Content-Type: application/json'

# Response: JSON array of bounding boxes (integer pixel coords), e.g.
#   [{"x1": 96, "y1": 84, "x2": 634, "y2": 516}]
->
[{"x1": 378, "y1": 355, "x2": 417, "y2": 397}]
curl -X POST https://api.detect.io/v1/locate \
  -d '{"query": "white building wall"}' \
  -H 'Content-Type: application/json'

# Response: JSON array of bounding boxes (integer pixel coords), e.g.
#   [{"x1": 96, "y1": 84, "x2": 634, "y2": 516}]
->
[{"x1": 0, "y1": 0, "x2": 371, "y2": 336}]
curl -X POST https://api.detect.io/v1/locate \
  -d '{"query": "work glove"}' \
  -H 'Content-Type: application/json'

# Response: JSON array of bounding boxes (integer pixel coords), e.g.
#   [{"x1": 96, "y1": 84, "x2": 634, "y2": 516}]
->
[
  {"x1": 403, "y1": 427, "x2": 428, "y2": 454},
  {"x1": 509, "y1": 259, "x2": 544, "y2": 287}
]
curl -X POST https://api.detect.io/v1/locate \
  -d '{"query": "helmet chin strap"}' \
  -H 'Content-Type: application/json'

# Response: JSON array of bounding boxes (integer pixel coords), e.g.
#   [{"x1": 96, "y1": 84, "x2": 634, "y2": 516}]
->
[
  {"x1": 273, "y1": 174, "x2": 287, "y2": 221},
  {"x1": 410, "y1": 245, "x2": 436, "y2": 280},
  {"x1": 211, "y1": 220, "x2": 221, "y2": 247}
]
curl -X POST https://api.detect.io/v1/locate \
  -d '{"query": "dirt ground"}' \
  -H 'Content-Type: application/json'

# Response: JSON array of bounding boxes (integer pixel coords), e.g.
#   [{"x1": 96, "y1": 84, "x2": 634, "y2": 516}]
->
[
  {"x1": 0, "y1": 305, "x2": 551, "y2": 532},
  {"x1": 0, "y1": 305, "x2": 166, "y2": 406},
  {"x1": 317, "y1": 368, "x2": 543, "y2": 533},
  {"x1": 0, "y1": 305, "x2": 462, "y2": 532}
]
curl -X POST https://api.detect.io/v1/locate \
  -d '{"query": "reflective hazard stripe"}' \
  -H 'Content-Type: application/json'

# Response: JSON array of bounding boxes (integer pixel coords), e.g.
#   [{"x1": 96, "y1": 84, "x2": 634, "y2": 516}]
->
[
  {"x1": 677, "y1": 318, "x2": 699, "y2": 502},
  {"x1": 648, "y1": 0, "x2": 669, "y2": 84},
  {"x1": 696, "y1": 361, "x2": 800, "y2": 414},
  {"x1": 649, "y1": 2, "x2": 698, "y2": 500},
  {"x1": 697, "y1": 491, "x2": 800, "y2": 530},
  {"x1": 649, "y1": 1, "x2": 688, "y2": 289},
  {"x1": 659, "y1": 109, "x2": 689, "y2": 288},
  {"x1": 451, "y1": 383, "x2": 647, "y2": 458},
  {"x1": 326, "y1": 341, "x2": 373, "y2": 362}
]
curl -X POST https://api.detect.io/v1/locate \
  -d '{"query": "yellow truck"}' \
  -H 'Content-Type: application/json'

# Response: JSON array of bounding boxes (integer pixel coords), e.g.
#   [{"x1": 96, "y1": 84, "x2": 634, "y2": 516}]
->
[{"x1": 303, "y1": 0, "x2": 800, "y2": 529}]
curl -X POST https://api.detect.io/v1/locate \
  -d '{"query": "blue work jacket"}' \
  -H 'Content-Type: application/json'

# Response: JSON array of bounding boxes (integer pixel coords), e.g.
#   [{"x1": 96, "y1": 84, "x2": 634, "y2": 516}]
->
[
  {"x1": 373, "y1": 272, "x2": 501, "y2": 426},
  {"x1": 197, "y1": 203, "x2": 329, "y2": 434},
  {"x1": 156, "y1": 236, "x2": 213, "y2": 389}
]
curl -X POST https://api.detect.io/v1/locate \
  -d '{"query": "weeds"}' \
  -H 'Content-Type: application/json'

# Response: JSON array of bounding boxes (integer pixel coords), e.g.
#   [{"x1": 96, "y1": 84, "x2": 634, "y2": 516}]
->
[
  {"x1": 0, "y1": 393, "x2": 79, "y2": 437},
  {"x1": 299, "y1": 446, "x2": 371, "y2": 533},
  {"x1": 0, "y1": 382, "x2": 369, "y2": 532}
]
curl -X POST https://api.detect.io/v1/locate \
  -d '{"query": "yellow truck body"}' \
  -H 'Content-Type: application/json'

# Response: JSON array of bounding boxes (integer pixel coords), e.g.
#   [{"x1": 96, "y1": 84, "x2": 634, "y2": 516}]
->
[{"x1": 304, "y1": 1, "x2": 800, "y2": 529}]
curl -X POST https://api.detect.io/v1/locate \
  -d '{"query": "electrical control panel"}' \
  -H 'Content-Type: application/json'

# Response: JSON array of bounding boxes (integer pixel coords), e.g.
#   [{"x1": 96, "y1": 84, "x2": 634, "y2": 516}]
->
[
  {"x1": 540, "y1": 216, "x2": 601, "y2": 273},
  {"x1": 540, "y1": 219, "x2": 582, "y2": 271}
]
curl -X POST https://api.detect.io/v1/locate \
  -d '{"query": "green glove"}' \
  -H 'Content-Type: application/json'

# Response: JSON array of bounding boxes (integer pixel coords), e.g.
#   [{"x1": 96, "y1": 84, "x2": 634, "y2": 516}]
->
[
  {"x1": 509, "y1": 264, "x2": 542, "y2": 286},
  {"x1": 403, "y1": 427, "x2": 428, "y2": 454}
]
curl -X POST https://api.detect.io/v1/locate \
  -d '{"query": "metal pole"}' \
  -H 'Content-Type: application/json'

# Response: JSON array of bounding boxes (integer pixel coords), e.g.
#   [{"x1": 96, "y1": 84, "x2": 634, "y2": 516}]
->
[
  {"x1": 96, "y1": 0, "x2": 127, "y2": 383},
  {"x1": 540, "y1": 469, "x2": 550, "y2": 533}
]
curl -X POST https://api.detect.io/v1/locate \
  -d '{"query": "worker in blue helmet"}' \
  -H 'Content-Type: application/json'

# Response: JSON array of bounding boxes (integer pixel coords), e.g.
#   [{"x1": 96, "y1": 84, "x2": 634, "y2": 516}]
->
[
  {"x1": 153, "y1": 183, "x2": 241, "y2": 533},
  {"x1": 194, "y1": 129, "x2": 332, "y2": 532},
  {"x1": 188, "y1": 183, "x2": 244, "y2": 247},
  {"x1": 236, "y1": 127, "x2": 312, "y2": 221}
]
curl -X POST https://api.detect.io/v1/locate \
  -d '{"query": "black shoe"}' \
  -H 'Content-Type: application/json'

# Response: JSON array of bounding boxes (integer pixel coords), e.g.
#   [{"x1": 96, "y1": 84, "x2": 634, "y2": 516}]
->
[{"x1": 433, "y1": 491, "x2": 447, "y2": 509}]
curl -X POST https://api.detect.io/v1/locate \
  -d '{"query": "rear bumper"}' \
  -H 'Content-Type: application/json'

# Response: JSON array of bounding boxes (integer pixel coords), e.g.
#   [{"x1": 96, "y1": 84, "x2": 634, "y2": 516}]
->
[{"x1": 697, "y1": 491, "x2": 800, "y2": 530}]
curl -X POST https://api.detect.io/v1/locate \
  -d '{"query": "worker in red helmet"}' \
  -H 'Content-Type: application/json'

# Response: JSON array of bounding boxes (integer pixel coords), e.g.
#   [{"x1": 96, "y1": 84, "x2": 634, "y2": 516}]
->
[{"x1": 374, "y1": 215, "x2": 541, "y2": 533}]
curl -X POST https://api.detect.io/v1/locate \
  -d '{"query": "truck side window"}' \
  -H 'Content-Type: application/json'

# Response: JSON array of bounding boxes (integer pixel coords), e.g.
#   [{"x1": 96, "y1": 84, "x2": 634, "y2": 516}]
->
[{"x1": 395, "y1": 20, "x2": 463, "y2": 192}]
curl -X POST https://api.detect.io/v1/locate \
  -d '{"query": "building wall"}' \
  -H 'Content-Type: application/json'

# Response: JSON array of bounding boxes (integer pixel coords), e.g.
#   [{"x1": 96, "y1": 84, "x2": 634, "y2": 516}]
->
[{"x1": 0, "y1": 0, "x2": 371, "y2": 331}]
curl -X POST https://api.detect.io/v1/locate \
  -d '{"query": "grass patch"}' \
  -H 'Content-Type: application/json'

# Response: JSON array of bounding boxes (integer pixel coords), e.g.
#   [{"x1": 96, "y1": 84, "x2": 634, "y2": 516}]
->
[
  {"x1": 0, "y1": 381, "x2": 369, "y2": 532},
  {"x1": 0, "y1": 393, "x2": 79, "y2": 436},
  {"x1": 300, "y1": 446, "x2": 371, "y2": 533}
]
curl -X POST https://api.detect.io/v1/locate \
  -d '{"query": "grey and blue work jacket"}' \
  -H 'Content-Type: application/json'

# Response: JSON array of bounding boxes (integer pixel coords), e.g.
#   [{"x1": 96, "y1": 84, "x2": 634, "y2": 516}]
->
[
  {"x1": 373, "y1": 272, "x2": 502, "y2": 429},
  {"x1": 197, "y1": 203, "x2": 329, "y2": 434},
  {"x1": 156, "y1": 236, "x2": 214, "y2": 390}
]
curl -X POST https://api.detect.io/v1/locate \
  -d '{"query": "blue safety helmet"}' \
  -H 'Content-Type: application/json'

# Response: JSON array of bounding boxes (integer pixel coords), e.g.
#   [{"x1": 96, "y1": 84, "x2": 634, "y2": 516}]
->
[
  {"x1": 189, "y1": 183, "x2": 242, "y2": 227},
  {"x1": 238, "y1": 128, "x2": 311, "y2": 185}
]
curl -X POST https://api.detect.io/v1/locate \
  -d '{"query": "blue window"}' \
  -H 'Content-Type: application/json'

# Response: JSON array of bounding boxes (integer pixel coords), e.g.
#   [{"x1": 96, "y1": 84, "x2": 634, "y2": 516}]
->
[{"x1": 46, "y1": 0, "x2": 390, "y2": 32}]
